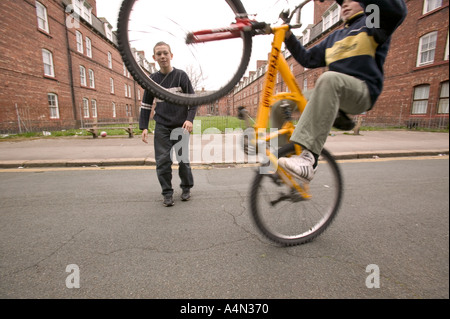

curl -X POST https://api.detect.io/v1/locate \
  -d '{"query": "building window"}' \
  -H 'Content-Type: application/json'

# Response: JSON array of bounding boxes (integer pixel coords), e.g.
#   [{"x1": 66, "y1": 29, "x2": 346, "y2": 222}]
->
[
  {"x1": 80, "y1": 66, "x2": 86, "y2": 86},
  {"x1": 72, "y1": 0, "x2": 83, "y2": 16},
  {"x1": 108, "y1": 52, "x2": 113, "y2": 69},
  {"x1": 412, "y1": 85, "x2": 430, "y2": 114},
  {"x1": 438, "y1": 81, "x2": 449, "y2": 114},
  {"x1": 72, "y1": 0, "x2": 91, "y2": 24},
  {"x1": 445, "y1": 32, "x2": 449, "y2": 61},
  {"x1": 423, "y1": 0, "x2": 443, "y2": 14},
  {"x1": 323, "y1": 4, "x2": 340, "y2": 31},
  {"x1": 110, "y1": 78, "x2": 115, "y2": 94},
  {"x1": 417, "y1": 32, "x2": 437, "y2": 66},
  {"x1": 82, "y1": 98, "x2": 89, "y2": 118},
  {"x1": 128, "y1": 85, "x2": 132, "y2": 98},
  {"x1": 36, "y1": 1, "x2": 49, "y2": 33},
  {"x1": 76, "y1": 31, "x2": 83, "y2": 54},
  {"x1": 48, "y1": 93, "x2": 59, "y2": 119},
  {"x1": 104, "y1": 23, "x2": 113, "y2": 42},
  {"x1": 42, "y1": 49, "x2": 54, "y2": 77},
  {"x1": 88, "y1": 69, "x2": 95, "y2": 88},
  {"x1": 112, "y1": 102, "x2": 116, "y2": 118},
  {"x1": 303, "y1": 29, "x2": 310, "y2": 45},
  {"x1": 86, "y1": 37, "x2": 92, "y2": 58},
  {"x1": 82, "y1": 2, "x2": 92, "y2": 24},
  {"x1": 91, "y1": 100, "x2": 97, "y2": 118}
]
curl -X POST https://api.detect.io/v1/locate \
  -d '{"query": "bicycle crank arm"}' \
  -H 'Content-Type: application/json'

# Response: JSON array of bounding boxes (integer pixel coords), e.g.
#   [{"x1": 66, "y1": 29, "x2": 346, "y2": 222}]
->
[
  {"x1": 270, "y1": 191, "x2": 306, "y2": 206},
  {"x1": 277, "y1": 167, "x2": 312, "y2": 200}
]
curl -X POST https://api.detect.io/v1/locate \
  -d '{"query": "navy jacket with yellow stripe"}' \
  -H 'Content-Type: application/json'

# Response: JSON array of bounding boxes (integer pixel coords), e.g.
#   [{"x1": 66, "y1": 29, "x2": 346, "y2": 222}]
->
[{"x1": 285, "y1": 0, "x2": 407, "y2": 108}]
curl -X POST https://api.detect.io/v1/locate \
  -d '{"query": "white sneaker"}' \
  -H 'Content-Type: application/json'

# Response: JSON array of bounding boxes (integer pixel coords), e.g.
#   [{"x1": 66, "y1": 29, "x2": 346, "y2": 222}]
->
[{"x1": 278, "y1": 150, "x2": 316, "y2": 182}]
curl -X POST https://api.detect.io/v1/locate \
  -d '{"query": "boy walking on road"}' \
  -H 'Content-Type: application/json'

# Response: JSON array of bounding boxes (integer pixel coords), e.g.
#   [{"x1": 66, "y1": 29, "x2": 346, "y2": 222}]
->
[{"x1": 140, "y1": 42, "x2": 198, "y2": 207}]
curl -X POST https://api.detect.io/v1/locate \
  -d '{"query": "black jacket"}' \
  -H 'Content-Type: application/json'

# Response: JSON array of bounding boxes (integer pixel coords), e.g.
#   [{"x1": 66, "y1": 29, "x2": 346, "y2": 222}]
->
[{"x1": 139, "y1": 68, "x2": 197, "y2": 129}]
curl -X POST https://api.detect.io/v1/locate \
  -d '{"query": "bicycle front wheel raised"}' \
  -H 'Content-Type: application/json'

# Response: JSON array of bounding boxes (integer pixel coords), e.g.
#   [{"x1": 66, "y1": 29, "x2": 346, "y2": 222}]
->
[
  {"x1": 250, "y1": 144, "x2": 343, "y2": 246},
  {"x1": 117, "y1": 0, "x2": 252, "y2": 106}
]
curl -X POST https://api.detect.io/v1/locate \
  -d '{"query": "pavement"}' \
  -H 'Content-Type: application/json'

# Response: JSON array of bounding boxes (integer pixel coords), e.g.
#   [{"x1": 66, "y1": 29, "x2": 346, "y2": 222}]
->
[{"x1": 0, "y1": 130, "x2": 448, "y2": 168}]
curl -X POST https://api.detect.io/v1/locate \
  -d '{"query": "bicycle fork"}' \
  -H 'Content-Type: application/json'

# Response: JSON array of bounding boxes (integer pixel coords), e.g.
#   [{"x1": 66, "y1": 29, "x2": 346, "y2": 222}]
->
[{"x1": 263, "y1": 133, "x2": 312, "y2": 201}]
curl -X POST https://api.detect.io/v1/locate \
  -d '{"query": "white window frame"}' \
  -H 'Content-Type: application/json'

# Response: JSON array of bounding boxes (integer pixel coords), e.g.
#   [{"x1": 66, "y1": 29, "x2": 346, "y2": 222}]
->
[
  {"x1": 303, "y1": 29, "x2": 310, "y2": 45},
  {"x1": 423, "y1": 0, "x2": 443, "y2": 14},
  {"x1": 42, "y1": 49, "x2": 55, "y2": 77},
  {"x1": 110, "y1": 78, "x2": 115, "y2": 94},
  {"x1": 91, "y1": 100, "x2": 97, "y2": 118},
  {"x1": 417, "y1": 32, "x2": 438, "y2": 66},
  {"x1": 323, "y1": 4, "x2": 340, "y2": 31},
  {"x1": 104, "y1": 23, "x2": 113, "y2": 42},
  {"x1": 72, "y1": 0, "x2": 83, "y2": 17},
  {"x1": 108, "y1": 52, "x2": 113, "y2": 69},
  {"x1": 76, "y1": 31, "x2": 83, "y2": 54},
  {"x1": 82, "y1": 2, "x2": 92, "y2": 24},
  {"x1": 48, "y1": 93, "x2": 60, "y2": 119},
  {"x1": 86, "y1": 37, "x2": 92, "y2": 58},
  {"x1": 445, "y1": 32, "x2": 449, "y2": 61},
  {"x1": 412, "y1": 85, "x2": 430, "y2": 115},
  {"x1": 88, "y1": 69, "x2": 95, "y2": 88},
  {"x1": 438, "y1": 81, "x2": 449, "y2": 114},
  {"x1": 112, "y1": 102, "x2": 117, "y2": 118},
  {"x1": 80, "y1": 66, "x2": 87, "y2": 86},
  {"x1": 36, "y1": 1, "x2": 49, "y2": 33},
  {"x1": 126, "y1": 104, "x2": 132, "y2": 117},
  {"x1": 82, "y1": 98, "x2": 90, "y2": 118}
]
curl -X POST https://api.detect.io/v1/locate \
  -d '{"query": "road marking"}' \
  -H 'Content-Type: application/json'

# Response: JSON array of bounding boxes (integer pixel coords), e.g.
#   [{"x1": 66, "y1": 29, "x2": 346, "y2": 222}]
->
[
  {"x1": 336, "y1": 155, "x2": 448, "y2": 164},
  {"x1": 0, "y1": 156, "x2": 447, "y2": 173}
]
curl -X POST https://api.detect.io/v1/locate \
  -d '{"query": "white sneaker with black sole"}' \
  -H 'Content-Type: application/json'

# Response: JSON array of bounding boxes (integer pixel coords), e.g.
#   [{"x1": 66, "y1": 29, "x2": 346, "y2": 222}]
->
[{"x1": 278, "y1": 149, "x2": 317, "y2": 182}]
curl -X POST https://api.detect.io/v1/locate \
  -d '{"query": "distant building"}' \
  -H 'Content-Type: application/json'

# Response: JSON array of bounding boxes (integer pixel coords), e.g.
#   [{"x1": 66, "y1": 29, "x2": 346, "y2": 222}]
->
[
  {"x1": 200, "y1": 0, "x2": 449, "y2": 129},
  {"x1": 0, "y1": 0, "x2": 153, "y2": 133},
  {"x1": 1, "y1": 0, "x2": 448, "y2": 132}
]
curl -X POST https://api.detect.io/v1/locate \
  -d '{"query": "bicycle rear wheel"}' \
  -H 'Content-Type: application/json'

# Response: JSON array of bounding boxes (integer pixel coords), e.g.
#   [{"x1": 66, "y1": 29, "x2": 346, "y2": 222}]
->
[
  {"x1": 117, "y1": 0, "x2": 252, "y2": 106},
  {"x1": 250, "y1": 143, "x2": 343, "y2": 246}
]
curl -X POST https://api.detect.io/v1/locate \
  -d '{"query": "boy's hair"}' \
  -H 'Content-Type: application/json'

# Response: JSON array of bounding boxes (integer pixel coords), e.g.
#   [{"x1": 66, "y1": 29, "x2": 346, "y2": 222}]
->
[{"x1": 153, "y1": 41, "x2": 172, "y2": 54}]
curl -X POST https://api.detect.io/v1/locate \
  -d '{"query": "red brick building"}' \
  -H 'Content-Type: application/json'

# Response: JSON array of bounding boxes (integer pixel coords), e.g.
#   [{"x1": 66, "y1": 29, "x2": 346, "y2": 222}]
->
[
  {"x1": 1, "y1": 1, "x2": 448, "y2": 132},
  {"x1": 199, "y1": 0, "x2": 449, "y2": 129},
  {"x1": 0, "y1": 0, "x2": 153, "y2": 133},
  {"x1": 371, "y1": 0, "x2": 449, "y2": 128}
]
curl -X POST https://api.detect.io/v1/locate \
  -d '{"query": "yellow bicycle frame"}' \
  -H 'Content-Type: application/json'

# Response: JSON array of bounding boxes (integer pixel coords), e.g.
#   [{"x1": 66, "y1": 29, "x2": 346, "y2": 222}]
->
[{"x1": 253, "y1": 25, "x2": 310, "y2": 198}]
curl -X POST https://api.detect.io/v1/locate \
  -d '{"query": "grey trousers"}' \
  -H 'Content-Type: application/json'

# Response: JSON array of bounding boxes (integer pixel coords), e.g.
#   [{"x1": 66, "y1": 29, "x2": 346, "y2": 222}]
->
[
  {"x1": 272, "y1": 71, "x2": 372, "y2": 155},
  {"x1": 154, "y1": 123, "x2": 194, "y2": 196}
]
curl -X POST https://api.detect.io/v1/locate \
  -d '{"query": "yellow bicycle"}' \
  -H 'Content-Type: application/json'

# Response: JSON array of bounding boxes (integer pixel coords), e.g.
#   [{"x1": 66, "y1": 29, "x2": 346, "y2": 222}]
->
[{"x1": 118, "y1": 0, "x2": 343, "y2": 245}]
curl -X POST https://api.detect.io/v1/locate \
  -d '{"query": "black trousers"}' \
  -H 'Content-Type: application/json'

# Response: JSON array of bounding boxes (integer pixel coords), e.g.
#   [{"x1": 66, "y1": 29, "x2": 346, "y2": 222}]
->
[{"x1": 154, "y1": 123, "x2": 194, "y2": 196}]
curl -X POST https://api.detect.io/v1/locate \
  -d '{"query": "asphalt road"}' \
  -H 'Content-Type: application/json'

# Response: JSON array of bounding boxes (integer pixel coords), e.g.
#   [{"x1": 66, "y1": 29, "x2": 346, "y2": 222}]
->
[{"x1": 0, "y1": 156, "x2": 448, "y2": 301}]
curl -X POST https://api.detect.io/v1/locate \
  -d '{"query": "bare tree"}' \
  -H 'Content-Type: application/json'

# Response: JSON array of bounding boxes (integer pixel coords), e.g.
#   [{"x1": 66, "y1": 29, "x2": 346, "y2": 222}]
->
[{"x1": 185, "y1": 65, "x2": 207, "y2": 92}]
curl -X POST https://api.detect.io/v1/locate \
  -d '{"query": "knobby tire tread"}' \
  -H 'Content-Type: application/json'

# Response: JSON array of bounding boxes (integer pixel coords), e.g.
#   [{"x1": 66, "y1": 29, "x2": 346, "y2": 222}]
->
[
  {"x1": 250, "y1": 143, "x2": 343, "y2": 246},
  {"x1": 117, "y1": 0, "x2": 252, "y2": 107}
]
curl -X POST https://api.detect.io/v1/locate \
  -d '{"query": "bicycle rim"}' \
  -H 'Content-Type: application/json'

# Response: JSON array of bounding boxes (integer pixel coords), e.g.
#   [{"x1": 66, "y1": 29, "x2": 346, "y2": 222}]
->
[
  {"x1": 250, "y1": 144, "x2": 343, "y2": 246},
  {"x1": 117, "y1": 0, "x2": 252, "y2": 107}
]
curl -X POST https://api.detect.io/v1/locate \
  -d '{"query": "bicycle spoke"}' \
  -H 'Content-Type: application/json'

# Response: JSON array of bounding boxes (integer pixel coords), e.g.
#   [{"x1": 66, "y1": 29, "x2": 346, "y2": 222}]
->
[
  {"x1": 118, "y1": 0, "x2": 252, "y2": 105},
  {"x1": 250, "y1": 145, "x2": 343, "y2": 246}
]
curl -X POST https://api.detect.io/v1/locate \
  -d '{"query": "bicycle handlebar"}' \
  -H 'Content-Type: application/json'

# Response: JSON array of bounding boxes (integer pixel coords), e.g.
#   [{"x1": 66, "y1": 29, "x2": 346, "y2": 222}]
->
[{"x1": 186, "y1": 0, "x2": 327, "y2": 44}]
